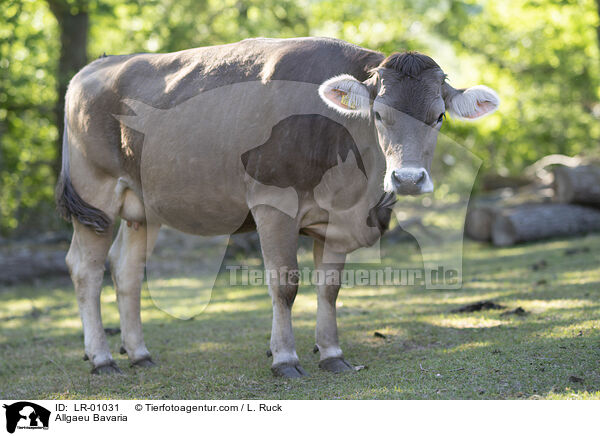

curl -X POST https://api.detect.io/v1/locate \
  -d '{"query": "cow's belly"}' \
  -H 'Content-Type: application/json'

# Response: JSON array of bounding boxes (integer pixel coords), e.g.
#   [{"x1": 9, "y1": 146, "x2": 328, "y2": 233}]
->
[
  {"x1": 143, "y1": 186, "x2": 250, "y2": 236},
  {"x1": 140, "y1": 147, "x2": 249, "y2": 236}
]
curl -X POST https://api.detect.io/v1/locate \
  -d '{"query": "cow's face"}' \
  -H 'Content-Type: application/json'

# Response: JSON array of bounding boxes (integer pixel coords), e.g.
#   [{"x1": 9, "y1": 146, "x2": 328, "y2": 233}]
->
[{"x1": 318, "y1": 52, "x2": 499, "y2": 196}]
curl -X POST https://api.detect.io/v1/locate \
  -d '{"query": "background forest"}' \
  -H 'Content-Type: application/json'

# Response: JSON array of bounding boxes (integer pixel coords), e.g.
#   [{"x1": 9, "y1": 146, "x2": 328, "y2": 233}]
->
[{"x1": 1, "y1": 0, "x2": 599, "y2": 235}]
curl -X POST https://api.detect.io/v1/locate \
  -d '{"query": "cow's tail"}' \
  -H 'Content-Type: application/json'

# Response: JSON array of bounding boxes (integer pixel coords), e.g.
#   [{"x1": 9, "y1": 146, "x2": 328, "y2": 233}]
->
[{"x1": 55, "y1": 116, "x2": 111, "y2": 234}]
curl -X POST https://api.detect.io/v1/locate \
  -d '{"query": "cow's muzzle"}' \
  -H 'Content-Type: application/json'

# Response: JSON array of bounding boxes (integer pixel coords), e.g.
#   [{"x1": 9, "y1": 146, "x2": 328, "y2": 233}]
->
[{"x1": 391, "y1": 167, "x2": 434, "y2": 195}]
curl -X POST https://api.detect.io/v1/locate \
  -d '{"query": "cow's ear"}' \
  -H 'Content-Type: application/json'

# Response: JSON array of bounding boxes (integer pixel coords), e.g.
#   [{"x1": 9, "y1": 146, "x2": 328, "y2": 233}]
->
[
  {"x1": 442, "y1": 82, "x2": 499, "y2": 120},
  {"x1": 318, "y1": 74, "x2": 371, "y2": 117}
]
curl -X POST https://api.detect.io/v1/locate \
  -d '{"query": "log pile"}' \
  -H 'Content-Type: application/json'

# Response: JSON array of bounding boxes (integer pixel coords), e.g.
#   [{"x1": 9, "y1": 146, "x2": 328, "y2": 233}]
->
[
  {"x1": 466, "y1": 161, "x2": 600, "y2": 246},
  {"x1": 491, "y1": 204, "x2": 600, "y2": 246}
]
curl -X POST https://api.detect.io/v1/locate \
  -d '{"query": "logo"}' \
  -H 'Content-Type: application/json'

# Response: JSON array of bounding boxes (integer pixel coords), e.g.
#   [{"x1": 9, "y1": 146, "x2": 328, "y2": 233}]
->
[{"x1": 3, "y1": 402, "x2": 50, "y2": 433}]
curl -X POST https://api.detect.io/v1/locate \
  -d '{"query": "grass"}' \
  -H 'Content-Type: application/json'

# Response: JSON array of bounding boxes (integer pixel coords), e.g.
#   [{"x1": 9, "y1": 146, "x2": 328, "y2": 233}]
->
[{"x1": 1, "y1": 231, "x2": 599, "y2": 400}]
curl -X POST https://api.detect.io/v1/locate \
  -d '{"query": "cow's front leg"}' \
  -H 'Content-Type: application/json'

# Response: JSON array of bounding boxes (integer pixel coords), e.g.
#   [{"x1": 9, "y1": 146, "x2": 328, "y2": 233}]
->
[
  {"x1": 252, "y1": 205, "x2": 306, "y2": 378},
  {"x1": 313, "y1": 240, "x2": 354, "y2": 373}
]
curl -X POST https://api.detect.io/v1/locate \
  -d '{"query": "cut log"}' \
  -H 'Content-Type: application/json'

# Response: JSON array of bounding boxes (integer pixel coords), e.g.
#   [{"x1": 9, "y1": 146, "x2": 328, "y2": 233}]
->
[
  {"x1": 465, "y1": 184, "x2": 554, "y2": 242},
  {"x1": 553, "y1": 165, "x2": 600, "y2": 206},
  {"x1": 481, "y1": 173, "x2": 532, "y2": 191},
  {"x1": 465, "y1": 206, "x2": 498, "y2": 241},
  {"x1": 0, "y1": 249, "x2": 68, "y2": 285},
  {"x1": 491, "y1": 203, "x2": 600, "y2": 246}
]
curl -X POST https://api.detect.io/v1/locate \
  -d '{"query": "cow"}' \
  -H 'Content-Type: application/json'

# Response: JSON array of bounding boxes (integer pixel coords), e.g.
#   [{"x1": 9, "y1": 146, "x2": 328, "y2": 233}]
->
[{"x1": 56, "y1": 37, "x2": 499, "y2": 378}]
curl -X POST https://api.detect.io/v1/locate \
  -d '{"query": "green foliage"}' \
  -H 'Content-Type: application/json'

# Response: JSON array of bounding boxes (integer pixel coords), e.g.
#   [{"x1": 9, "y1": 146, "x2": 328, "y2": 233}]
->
[
  {"x1": 435, "y1": 0, "x2": 600, "y2": 173},
  {"x1": 0, "y1": 0, "x2": 59, "y2": 234},
  {"x1": 86, "y1": 0, "x2": 309, "y2": 56},
  {"x1": 1, "y1": 0, "x2": 599, "y2": 235}
]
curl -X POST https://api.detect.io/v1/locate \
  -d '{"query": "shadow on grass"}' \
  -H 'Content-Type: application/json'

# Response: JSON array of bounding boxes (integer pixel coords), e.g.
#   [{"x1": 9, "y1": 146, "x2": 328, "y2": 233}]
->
[{"x1": 0, "y1": 234, "x2": 599, "y2": 399}]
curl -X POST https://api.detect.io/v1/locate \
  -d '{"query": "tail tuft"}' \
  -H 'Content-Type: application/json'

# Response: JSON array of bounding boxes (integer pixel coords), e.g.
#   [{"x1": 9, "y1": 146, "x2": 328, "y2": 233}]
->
[
  {"x1": 55, "y1": 174, "x2": 111, "y2": 234},
  {"x1": 56, "y1": 112, "x2": 111, "y2": 234}
]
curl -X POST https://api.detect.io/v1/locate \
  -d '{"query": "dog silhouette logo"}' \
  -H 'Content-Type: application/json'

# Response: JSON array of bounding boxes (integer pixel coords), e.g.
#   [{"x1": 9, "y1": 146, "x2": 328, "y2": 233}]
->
[{"x1": 3, "y1": 402, "x2": 50, "y2": 433}]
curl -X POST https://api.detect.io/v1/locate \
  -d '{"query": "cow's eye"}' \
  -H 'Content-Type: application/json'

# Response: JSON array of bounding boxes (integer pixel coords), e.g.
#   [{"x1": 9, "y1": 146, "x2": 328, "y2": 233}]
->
[
  {"x1": 375, "y1": 111, "x2": 382, "y2": 122},
  {"x1": 437, "y1": 113, "x2": 445, "y2": 124}
]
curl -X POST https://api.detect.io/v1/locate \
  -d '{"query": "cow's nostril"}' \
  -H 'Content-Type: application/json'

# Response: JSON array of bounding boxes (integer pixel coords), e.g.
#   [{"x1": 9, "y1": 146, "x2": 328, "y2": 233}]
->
[{"x1": 391, "y1": 168, "x2": 432, "y2": 195}]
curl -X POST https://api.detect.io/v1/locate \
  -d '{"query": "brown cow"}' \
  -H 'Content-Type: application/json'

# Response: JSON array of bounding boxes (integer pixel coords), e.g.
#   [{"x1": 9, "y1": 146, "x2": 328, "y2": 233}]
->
[{"x1": 56, "y1": 37, "x2": 498, "y2": 377}]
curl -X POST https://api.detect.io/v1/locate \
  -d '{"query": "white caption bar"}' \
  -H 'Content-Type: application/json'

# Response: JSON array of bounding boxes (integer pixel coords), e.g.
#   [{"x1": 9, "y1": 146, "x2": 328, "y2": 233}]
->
[{"x1": 0, "y1": 399, "x2": 596, "y2": 435}]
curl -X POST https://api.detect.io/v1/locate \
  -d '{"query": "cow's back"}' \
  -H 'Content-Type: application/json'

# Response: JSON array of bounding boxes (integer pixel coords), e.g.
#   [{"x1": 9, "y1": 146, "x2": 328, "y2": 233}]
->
[
  {"x1": 66, "y1": 37, "x2": 382, "y2": 178},
  {"x1": 70, "y1": 37, "x2": 383, "y2": 114},
  {"x1": 64, "y1": 38, "x2": 384, "y2": 235}
]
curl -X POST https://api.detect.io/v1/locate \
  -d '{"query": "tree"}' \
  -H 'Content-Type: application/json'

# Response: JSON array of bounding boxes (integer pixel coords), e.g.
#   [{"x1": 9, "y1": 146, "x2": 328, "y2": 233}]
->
[{"x1": 46, "y1": 0, "x2": 89, "y2": 177}]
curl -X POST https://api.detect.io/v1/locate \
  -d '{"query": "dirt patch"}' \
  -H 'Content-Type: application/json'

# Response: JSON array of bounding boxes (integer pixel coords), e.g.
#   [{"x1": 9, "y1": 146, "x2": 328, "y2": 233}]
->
[
  {"x1": 104, "y1": 327, "x2": 121, "y2": 336},
  {"x1": 564, "y1": 247, "x2": 590, "y2": 256},
  {"x1": 451, "y1": 301, "x2": 505, "y2": 313},
  {"x1": 501, "y1": 307, "x2": 528, "y2": 316},
  {"x1": 530, "y1": 260, "x2": 548, "y2": 271}
]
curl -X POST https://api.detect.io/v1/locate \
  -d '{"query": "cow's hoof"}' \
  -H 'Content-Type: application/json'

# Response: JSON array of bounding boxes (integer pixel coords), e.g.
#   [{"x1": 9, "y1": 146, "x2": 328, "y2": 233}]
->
[
  {"x1": 91, "y1": 361, "x2": 122, "y2": 375},
  {"x1": 83, "y1": 354, "x2": 89, "y2": 361},
  {"x1": 271, "y1": 362, "x2": 308, "y2": 378},
  {"x1": 119, "y1": 346, "x2": 127, "y2": 355},
  {"x1": 131, "y1": 356, "x2": 156, "y2": 368},
  {"x1": 319, "y1": 357, "x2": 355, "y2": 374}
]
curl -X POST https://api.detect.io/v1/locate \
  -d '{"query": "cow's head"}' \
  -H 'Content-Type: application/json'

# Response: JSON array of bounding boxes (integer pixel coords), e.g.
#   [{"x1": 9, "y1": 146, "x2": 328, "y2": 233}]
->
[{"x1": 318, "y1": 52, "x2": 499, "y2": 195}]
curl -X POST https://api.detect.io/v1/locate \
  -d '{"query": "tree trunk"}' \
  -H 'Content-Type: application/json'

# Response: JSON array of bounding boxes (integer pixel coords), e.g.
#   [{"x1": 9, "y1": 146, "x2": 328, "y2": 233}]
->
[
  {"x1": 553, "y1": 165, "x2": 600, "y2": 206},
  {"x1": 491, "y1": 203, "x2": 600, "y2": 246},
  {"x1": 47, "y1": 0, "x2": 89, "y2": 178}
]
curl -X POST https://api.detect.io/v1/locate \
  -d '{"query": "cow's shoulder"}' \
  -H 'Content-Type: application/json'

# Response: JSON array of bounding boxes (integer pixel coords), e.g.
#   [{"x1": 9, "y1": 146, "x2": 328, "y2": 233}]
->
[
  {"x1": 241, "y1": 114, "x2": 367, "y2": 193},
  {"x1": 255, "y1": 37, "x2": 384, "y2": 84}
]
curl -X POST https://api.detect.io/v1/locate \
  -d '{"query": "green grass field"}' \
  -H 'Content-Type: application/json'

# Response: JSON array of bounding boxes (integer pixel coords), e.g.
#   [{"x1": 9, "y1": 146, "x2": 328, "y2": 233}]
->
[{"x1": 1, "y1": 233, "x2": 599, "y2": 400}]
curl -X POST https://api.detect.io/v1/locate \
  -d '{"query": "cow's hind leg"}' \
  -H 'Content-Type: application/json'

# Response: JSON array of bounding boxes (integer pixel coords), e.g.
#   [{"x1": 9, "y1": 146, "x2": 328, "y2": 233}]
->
[
  {"x1": 108, "y1": 221, "x2": 160, "y2": 367},
  {"x1": 313, "y1": 240, "x2": 355, "y2": 373},
  {"x1": 66, "y1": 220, "x2": 119, "y2": 374},
  {"x1": 253, "y1": 206, "x2": 306, "y2": 378}
]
